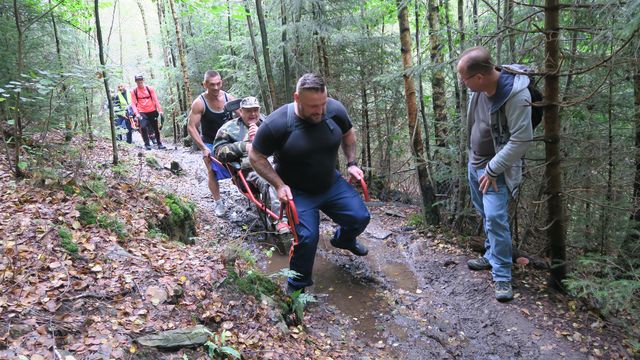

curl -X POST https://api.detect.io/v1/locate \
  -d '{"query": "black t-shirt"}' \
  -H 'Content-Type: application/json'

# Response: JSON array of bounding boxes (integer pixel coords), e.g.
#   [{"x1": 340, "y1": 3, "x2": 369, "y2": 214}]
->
[
  {"x1": 252, "y1": 98, "x2": 353, "y2": 194},
  {"x1": 201, "y1": 93, "x2": 230, "y2": 144}
]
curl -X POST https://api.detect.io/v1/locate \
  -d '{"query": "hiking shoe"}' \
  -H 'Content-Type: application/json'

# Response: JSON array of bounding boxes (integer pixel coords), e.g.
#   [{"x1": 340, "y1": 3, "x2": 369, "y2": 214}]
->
[
  {"x1": 213, "y1": 200, "x2": 226, "y2": 217},
  {"x1": 275, "y1": 222, "x2": 290, "y2": 235},
  {"x1": 468, "y1": 257, "x2": 492, "y2": 271},
  {"x1": 330, "y1": 238, "x2": 369, "y2": 256},
  {"x1": 157, "y1": 144, "x2": 167, "y2": 150},
  {"x1": 495, "y1": 281, "x2": 514, "y2": 302},
  {"x1": 144, "y1": 144, "x2": 152, "y2": 150},
  {"x1": 286, "y1": 282, "x2": 305, "y2": 295}
]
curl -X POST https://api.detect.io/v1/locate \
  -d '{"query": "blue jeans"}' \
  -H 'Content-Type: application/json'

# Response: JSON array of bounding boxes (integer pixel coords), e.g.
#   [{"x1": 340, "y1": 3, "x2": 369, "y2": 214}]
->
[
  {"x1": 116, "y1": 115, "x2": 133, "y2": 144},
  {"x1": 468, "y1": 163, "x2": 512, "y2": 282},
  {"x1": 288, "y1": 172, "x2": 370, "y2": 288}
]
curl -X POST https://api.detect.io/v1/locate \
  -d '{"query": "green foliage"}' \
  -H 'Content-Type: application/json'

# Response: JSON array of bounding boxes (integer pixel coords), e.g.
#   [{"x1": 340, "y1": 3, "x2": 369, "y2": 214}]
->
[
  {"x1": 111, "y1": 162, "x2": 129, "y2": 176},
  {"x1": 58, "y1": 226, "x2": 78, "y2": 253},
  {"x1": 564, "y1": 254, "x2": 640, "y2": 347},
  {"x1": 85, "y1": 179, "x2": 107, "y2": 197},
  {"x1": 406, "y1": 213, "x2": 425, "y2": 228},
  {"x1": 97, "y1": 214, "x2": 127, "y2": 239},
  {"x1": 146, "y1": 156, "x2": 163, "y2": 170},
  {"x1": 288, "y1": 292, "x2": 317, "y2": 325},
  {"x1": 157, "y1": 193, "x2": 196, "y2": 244},
  {"x1": 76, "y1": 203, "x2": 100, "y2": 226},
  {"x1": 227, "y1": 268, "x2": 279, "y2": 299},
  {"x1": 147, "y1": 227, "x2": 168, "y2": 240},
  {"x1": 203, "y1": 330, "x2": 241, "y2": 359}
]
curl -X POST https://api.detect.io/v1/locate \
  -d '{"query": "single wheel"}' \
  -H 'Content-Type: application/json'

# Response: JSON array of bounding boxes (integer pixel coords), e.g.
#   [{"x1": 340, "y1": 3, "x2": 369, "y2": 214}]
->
[{"x1": 255, "y1": 186, "x2": 292, "y2": 255}]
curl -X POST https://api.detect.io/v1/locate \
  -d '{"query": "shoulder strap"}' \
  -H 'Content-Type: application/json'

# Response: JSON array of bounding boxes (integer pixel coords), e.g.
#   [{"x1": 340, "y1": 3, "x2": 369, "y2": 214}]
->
[
  {"x1": 133, "y1": 88, "x2": 138, "y2": 102},
  {"x1": 224, "y1": 92, "x2": 229, "y2": 103},
  {"x1": 200, "y1": 94, "x2": 209, "y2": 115},
  {"x1": 286, "y1": 103, "x2": 296, "y2": 132}
]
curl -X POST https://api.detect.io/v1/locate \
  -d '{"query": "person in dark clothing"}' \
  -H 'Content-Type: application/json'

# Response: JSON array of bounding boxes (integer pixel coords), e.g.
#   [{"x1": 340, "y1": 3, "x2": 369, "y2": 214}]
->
[
  {"x1": 249, "y1": 73, "x2": 370, "y2": 293},
  {"x1": 187, "y1": 70, "x2": 237, "y2": 217}
]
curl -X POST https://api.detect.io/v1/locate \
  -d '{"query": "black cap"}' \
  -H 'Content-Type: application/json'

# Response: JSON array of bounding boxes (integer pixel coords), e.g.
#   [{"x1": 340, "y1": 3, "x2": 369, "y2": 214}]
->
[{"x1": 134, "y1": 74, "x2": 144, "y2": 81}]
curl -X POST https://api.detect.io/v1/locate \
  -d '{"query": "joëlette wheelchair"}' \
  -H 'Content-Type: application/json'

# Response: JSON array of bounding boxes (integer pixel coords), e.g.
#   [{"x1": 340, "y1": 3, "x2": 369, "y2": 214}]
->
[{"x1": 210, "y1": 99, "x2": 370, "y2": 256}]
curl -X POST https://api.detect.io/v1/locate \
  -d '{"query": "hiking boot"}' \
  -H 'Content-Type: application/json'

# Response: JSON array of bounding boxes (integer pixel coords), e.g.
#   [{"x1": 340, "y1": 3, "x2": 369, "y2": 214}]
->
[
  {"x1": 495, "y1": 281, "x2": 513, "y2": 302},
  {"x1": 330, "y1": 238, "x2": 368, "y2": 256},
  {"x1": 467, "y1": 257, "x2": 492, "y2": 271},
  {"x1": 286, "y1": 282, "x2": 305, "y2": 295},
  {"x1": 213, "y1": 200, "x2": 226, "y2": 217},
  {"x1": 275, "y1": 221, "x2": 290, "y2": 235},
  {"x1": 144, "y1": 144, "x2": 152, "y2": 150},
  {"x1": 157, "y1": 144, "x2": 167, "y2": 150}
]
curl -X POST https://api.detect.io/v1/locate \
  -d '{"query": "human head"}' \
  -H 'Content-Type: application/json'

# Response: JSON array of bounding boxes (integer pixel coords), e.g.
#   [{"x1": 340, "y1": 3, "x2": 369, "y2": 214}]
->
[
  {"x1": 457, "y1": 46, "x2": 496, "y2": 92},
  {"x1": 239, "y1": 96, "x2": 261, "y2": 127},
  {"x1": 293, "y1": 73, "x2": 327, "y2": 124},
  {"x1": 117, "y1": 83, "x2": 126, "y2": 92},
  {"x1": 203, "y1": 70, "x2": 222, "y2": 96},
  {"x1": 134, "y1": 74, "x2": 144, "y2": 87}
]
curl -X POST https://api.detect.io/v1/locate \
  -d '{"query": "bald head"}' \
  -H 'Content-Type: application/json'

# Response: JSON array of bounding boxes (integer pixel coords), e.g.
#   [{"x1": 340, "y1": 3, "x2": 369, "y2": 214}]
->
[{"x1": 458, "y1": 46, "x2": 495, "y2": 76}]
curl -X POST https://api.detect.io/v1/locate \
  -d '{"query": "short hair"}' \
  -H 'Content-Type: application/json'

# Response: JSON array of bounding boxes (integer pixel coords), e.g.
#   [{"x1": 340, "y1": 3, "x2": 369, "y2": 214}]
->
[
  {"x1": 459, "y1": 46, "x2": 495, "y2": 75},
  {"x1": 296, "y1": 73, "x2": 326, "y2": 93},
  {"x1": 204, "y1": 70, "x2": 221, "y2": 81}
]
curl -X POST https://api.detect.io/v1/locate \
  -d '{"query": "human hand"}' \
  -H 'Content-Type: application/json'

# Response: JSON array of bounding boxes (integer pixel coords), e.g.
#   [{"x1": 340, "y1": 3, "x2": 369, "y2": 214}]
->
[
  {"x1": 479, "y1": 172, "x2": 498, "y2": 194},
  {"x1": 247, "y1": 123, "x2": 258, "y2": 141},
  {"x1": 347, "y1": 164, "x2": 364, "y2": 181},
  {"x1": 275, "y1": 184, "x2": 293, "y2": 203},
  {"x1": 202, "y1": 148, "x2": 212, "y2": 160},
  {"x1": 245, "y1": 143, "x2": 252, "y2": 153}
]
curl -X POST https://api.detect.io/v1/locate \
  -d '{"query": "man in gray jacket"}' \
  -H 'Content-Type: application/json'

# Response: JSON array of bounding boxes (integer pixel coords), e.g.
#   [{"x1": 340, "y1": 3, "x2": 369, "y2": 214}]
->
[{"x1": 458, "y1": 46, "x2": 533, "y2": 302}]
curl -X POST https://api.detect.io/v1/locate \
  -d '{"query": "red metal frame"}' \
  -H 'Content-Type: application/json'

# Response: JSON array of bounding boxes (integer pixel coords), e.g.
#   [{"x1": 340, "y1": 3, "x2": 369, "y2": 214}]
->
[{"x1": 210, "y1": 156, "x2": 369, "y2": 259}]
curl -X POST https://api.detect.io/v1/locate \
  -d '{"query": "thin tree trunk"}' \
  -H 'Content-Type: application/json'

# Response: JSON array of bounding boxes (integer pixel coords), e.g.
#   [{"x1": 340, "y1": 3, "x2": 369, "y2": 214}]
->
[
  {"x1": 156, "y1": 0, "x2": 178, "y2": 144},
  {"x1": 414, "y1": 0, "x2": 429, "y2": 159},
  {"x1": 281, "y1": 0, "x2": 292, "y2": 99},
  {"x1": 427, "y1": 0, "x2": 448, "y2": 151},
  {"x1": 544, "y1": 0, "x2": 566, "y2": 289},
  {"x1": 50, "y1": 0, "x2": 72, "y2": 142},
  {"x1": 227, "y1": 0, "x2": 235, "y2": 57},
  {"x1": 95, "y1": 0, "x2": 118, "y2": 165},
  {"x1": 496, "y1": 0, "x2": 502, "y2": 64},
  {"x1": 244, "y1": 0, "x2": 271, "y2": 113},
  {"x1": 472, "y1": 0, "x2": 479, "y2": 43},
  {"x1": 633, "y1": 67, "x2": 640, "y2": 222},
  {"x1": 601, "y1": 68, "x2": 614, "y2": 254},
  {"x1": 453, "y1": 0, "x2": 469, "y2": 229},
  {"x1": 136, "y1": 0, "x2": 154, "y2": 79},
  {"x1": 255, "y1": 0, "x2": 277, "y2": 109},
  {"x1": 169, "y1": 0, "x2": 192, "y2": 105},
  {"x1": 119, "y1": 0, "x2": 123, "y2": 72},
  {"x1": 505, "y1": 0, "x2": 515, "y2": 62},
  {"x1": 397, "y1": 0, "x2": 439, "y2": 225},
  {"x1": 12, "y1": 0, "x2": 24, "y2": 178}
]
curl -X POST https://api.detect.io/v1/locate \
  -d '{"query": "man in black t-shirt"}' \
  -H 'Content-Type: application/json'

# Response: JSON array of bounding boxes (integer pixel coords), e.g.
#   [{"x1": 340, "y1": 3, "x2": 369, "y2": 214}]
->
[{"x1": 250, "y1": 73, "x2": 370, "y2": 293}]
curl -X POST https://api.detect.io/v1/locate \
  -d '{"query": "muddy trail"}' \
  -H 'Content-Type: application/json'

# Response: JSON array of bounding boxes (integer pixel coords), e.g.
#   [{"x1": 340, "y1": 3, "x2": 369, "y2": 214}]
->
[{"x1": 148, "y1": 142, "x2": 631, "y2": 359}]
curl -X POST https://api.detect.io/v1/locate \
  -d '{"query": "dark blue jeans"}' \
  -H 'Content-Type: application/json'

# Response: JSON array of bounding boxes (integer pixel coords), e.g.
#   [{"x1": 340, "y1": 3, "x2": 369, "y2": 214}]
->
[
  {"x1": 116, "y1": 115, "x2": 133, "y2": 144},
  {"x1": 288, "y1": 172, "x2": 370, "y2": 288}
]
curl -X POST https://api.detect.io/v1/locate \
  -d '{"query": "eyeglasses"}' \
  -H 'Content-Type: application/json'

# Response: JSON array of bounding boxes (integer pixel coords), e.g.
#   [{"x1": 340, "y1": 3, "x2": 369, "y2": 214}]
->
[{"x1": 459, "y1": 72, "x2": 478, "y2": 82}]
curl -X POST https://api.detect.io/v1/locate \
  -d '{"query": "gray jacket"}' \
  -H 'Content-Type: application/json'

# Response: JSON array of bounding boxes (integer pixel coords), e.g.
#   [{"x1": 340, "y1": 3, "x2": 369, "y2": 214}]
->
[{"x1": 467, "y1": 64, "x2": 533, "y2": 196}]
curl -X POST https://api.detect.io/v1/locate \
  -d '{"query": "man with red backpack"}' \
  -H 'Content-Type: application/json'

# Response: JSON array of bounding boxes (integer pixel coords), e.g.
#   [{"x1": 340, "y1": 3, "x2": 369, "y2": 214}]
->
[{"x1": 130, "y1": 74, "x2": 166, "y2": 150}]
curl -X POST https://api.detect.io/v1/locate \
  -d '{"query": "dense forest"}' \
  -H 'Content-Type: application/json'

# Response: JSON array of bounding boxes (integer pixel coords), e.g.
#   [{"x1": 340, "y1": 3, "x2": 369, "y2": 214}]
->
[{"x1": 1, "y1": 0, "x2": 639, "y2": 356}]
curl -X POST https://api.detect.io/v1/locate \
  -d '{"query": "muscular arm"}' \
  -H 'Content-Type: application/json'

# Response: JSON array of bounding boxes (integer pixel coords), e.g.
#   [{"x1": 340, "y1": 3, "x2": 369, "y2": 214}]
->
[
  {"x1": 249, "y1": 147, "x2": 292, "y2": 201},
  {"x1": 187, "y1": 99, "x2": 208, "y2": 156},
  {"x1": 341, "y1": 128, "x2": 364, "y2": 180}
]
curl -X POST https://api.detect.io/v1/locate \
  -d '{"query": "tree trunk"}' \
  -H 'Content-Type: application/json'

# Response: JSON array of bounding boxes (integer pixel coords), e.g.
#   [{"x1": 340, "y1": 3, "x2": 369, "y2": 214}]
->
[
  {"x1": 169, "y1": 0, "x2": 192, "y2": 105},
  {"x1": 227, "y1": 0, "x2": 235, "y2": 58},
  {"x1": 397, "y1": 0, "x2": 439, "y2": 225},
  {"x1": 453, "y1": 0, "x2": 469, "y2": 229},
  {"x1": 255, "y1": 0, "x2": 277, "y2": 109},
  {"x1": 281, "y1": 0, "x2": 292, "y2": 100},
  {"x1": 427, "y1": 0, "x2": 448, "y2": 152},
  {"x1": 12, "y1": 0, "x2": 24, "y2": 178},
  {"x1": 244, "y1": 0, "x2": 271, "y2": 113},
  {"x1": 544, "y1": 0, "x2": 566, "y2": 289},
  {"x1": 95, "y1": 0, "x2": 118, "y2": 165},
  {"x1": 156, "y1": 0, "x2": 178, "y2": 144},
  {"x1": 414, "y1": 0, "x2": 429, "y2": 158},
  {"x1": 136, "y1": 0, "x2": 154, "y2": 79},
  {"x1": 119, "y1": 0, "x2": 123, "y2": 72},
  {"x1": 50, "y1": 0, "x2": 72, "y2": 142}
]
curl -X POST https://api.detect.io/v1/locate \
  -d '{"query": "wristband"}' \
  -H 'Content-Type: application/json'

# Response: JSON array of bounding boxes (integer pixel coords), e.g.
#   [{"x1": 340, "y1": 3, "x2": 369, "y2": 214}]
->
[{"x1": 347, "y1": 161, "x2": 358, "y2": 167}]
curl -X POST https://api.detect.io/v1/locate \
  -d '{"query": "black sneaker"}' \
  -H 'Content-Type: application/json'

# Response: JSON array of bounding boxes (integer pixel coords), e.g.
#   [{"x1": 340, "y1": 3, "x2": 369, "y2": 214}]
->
[
  {"x1": 286, "y1": 283, "x2": 305, "y2": 295},
  {"x1": 467, "y1": 257, "x2": 492, "y2": 271},
  {"x1": 144, "y1": 144, "x2": 152, "y2": 150},
  {"x1": 495, "y1": 281, "x2": 513, "y2": 302},
  {"x1": 157, "y1": 144, "x2": 167, "y2": 150},
  {"x1": 330, "y1": 238, "x2": 368, "y2": 256}
]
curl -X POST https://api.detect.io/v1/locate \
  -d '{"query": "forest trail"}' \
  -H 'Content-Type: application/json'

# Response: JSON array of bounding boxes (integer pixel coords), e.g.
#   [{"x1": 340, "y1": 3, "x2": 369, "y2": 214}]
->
[{"x1": 149, "y1": 141, "x2": 629, "y2": 359}]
